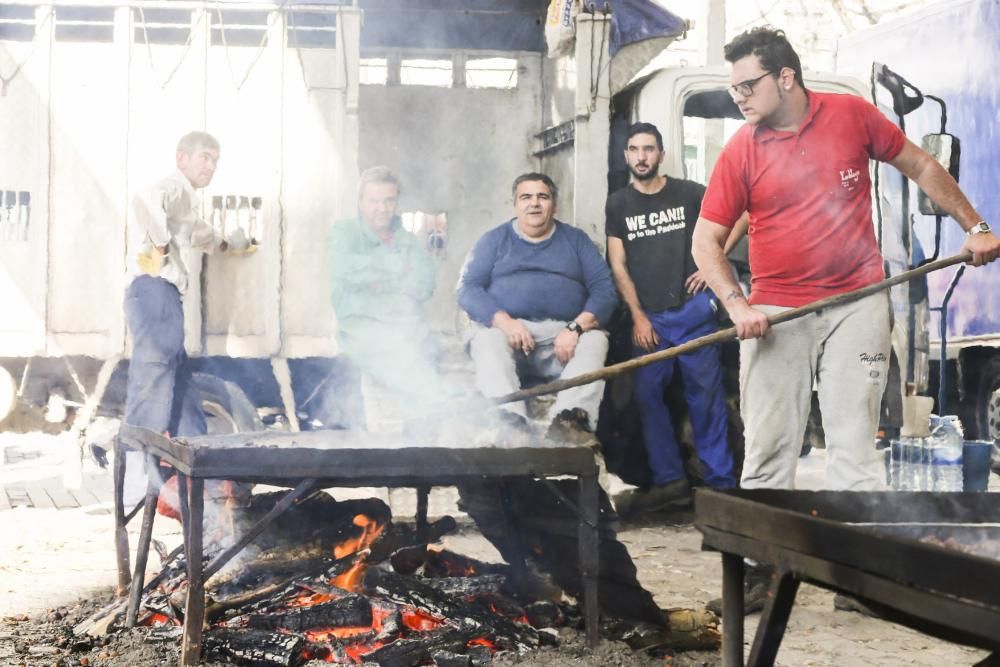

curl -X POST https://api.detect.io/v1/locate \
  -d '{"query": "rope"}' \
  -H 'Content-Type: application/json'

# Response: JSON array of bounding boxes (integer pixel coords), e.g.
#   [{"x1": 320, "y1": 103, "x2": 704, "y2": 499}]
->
[
  {"x1": 215, "y1": 3, "x2": 287, "y2": 92},
  {"x1": 136, "y1": 6, "x2": 195, "y2": 91}
]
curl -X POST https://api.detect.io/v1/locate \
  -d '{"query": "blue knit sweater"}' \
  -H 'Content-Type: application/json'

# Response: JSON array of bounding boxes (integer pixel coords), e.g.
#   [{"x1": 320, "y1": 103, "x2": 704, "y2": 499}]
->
[{"x1": 457, "y1": 220, "x2": 617, "y2": 326}]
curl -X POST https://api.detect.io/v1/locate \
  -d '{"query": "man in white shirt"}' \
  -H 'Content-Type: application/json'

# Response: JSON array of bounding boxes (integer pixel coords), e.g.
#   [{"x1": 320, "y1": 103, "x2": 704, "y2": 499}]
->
[{"x1": 122, "y1": 131, "x2": 247, "y2": 511}]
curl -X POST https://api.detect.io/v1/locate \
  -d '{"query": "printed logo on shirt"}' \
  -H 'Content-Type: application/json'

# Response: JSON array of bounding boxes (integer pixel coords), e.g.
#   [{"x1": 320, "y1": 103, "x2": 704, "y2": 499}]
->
[
  {"x1": 839, "y1": 167, "x2": 861, "y2": 194},
  {"x1": 624, "y1": 206, "x2": 686, "y2": 242}
]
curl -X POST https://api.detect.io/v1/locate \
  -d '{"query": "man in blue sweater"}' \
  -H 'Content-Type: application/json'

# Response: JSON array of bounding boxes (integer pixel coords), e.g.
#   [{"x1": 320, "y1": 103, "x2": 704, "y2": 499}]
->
[{"x1": 457, "y1": 173, "x2": 617, "y2": 443}]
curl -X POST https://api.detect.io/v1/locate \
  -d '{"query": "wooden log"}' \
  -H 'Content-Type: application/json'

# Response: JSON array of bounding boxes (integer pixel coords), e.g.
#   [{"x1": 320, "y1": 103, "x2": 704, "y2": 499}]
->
[
  {"x1": 364, "y1": 568, "x2": 539, "y2": 652},
  {"x1": 202, "y1": 628, "x2": 305, "y2": 667},
  {"x1": 359, "y1": 627, "x2": 477, "y2": 667},
  {"x1": 247, "y1": 595, "x2": 372, "y2": 633}
]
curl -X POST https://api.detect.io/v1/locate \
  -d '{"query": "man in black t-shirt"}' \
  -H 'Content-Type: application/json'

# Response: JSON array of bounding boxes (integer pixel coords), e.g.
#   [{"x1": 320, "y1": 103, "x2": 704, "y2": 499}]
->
[{"x1": 606, "y1": 122, "x2": 736, "y2": 509}]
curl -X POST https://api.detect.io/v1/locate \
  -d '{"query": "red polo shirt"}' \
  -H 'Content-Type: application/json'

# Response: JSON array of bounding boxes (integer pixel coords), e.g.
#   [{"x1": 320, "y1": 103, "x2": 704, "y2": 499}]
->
[{"x1": 701, "y1": 91, "x2": 906, "y2": 307}]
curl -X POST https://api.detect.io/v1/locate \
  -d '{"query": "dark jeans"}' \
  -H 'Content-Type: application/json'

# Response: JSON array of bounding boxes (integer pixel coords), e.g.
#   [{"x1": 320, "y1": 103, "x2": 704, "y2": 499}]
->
[
  {"x1": 123, "y1": 275, "x2": 205, "y2": 438},
  {"x1": 632, "y1": 291, "x2": 735, "y2": 488}
]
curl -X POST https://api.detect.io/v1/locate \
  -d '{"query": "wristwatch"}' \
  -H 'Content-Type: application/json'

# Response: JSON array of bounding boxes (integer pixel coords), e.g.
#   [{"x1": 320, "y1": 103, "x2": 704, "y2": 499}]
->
[
  {"x1": 566, "y1": 321, "x2": 584, "y2": 335},
  {"x1": 967, "y1": 221, "x2": 992, "y2": 235}
]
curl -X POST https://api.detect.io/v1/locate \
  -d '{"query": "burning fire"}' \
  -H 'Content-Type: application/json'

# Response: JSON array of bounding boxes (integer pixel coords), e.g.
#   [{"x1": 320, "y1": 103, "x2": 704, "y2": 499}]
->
[{"x1": 331, "y1": 514, "x2": 386, "y2": 591}]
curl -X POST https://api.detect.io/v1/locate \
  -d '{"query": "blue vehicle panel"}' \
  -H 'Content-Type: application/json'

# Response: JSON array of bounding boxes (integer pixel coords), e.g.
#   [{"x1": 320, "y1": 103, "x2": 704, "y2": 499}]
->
[{"x1": 837, "y1": 0, "x2": 1000, "y2": 341}]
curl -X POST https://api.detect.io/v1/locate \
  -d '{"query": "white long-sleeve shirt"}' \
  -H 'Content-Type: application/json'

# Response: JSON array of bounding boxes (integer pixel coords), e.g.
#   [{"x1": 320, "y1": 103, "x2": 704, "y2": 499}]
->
[{"x1": 127, "y1": 169, "x2": 221, "y2": 295}]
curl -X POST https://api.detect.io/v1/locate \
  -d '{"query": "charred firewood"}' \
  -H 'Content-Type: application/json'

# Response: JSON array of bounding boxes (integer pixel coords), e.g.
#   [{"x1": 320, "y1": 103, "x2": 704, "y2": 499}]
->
[
  {"x1": 202, "y1": 628, "x2": 305, "y2": 667},
  {"x1": 141, "y1": 592, "x2": 182, "y2": 626},
  {"x1": 523, "y1": 601, "x2": 564, "y2": 629},
  {"x1": 423, "y1": 549, "x2": 507, "y2": 579},
  {"x1": 359, "y1": 626, "x2": 482, "y2": 667},
  {"x1": 248, "y1": 595, "x2": 372, "y2": 633},
  {"x1": 468, "y1": 644, "x2": 492, "y2": 666},
  {"x1": 376, "y1": 608, "x2": 405, "y2": 640},
  {"x1": 211, "y1": 557, "x2": 335, "y2": 597},
  {"x1": 208, "y1": 556, "x2": 358, "y2": 621},
  {"x1": 389, "y1": 543, "x2": 432, "y2": 575},
  {"x1": 431, "y1": 650, "x2": 472, "y2": 667},
  {"x1": 365, "y1": 567, "x2": 539, "y2": 652},
  {"x1": 422, "y1": 574, "x2": 507, "y2": 597},
  {"x1": 375, "y1": 516, "x2": 460, "y2": 570},
  {"x1": 470, "y1": 592, "x2": 526, "y2": 620}
]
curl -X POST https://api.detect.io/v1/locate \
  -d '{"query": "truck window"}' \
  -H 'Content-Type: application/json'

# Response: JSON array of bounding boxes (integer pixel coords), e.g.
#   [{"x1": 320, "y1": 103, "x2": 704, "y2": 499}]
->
[{"x1": 680, "y1": 89, "x2": 743, "y2": 183}]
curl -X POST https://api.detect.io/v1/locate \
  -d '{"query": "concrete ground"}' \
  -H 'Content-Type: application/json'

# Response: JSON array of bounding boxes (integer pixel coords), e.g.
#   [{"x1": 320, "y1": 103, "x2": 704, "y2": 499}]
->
[{"x1": 0, "y1": 429, "x2": 994, "y2": 666}]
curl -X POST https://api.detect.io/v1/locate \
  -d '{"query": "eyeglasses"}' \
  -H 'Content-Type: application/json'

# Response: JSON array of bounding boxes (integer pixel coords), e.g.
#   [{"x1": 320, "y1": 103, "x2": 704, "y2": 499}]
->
[{"x1": 728, "y1": 71, "x2": 774, "y2": 99}]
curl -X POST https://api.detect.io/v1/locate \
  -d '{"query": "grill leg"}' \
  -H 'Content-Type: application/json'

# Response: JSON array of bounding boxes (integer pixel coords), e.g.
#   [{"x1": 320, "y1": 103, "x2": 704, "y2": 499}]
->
[
  {"x1": 579, "y1": 472, "x2": 600, "y2": 648},
  {"x1": 415, "y1": 485, "x2": 430, "y2": 541},
  {"x1": 113, "y1": 438, "x2": 130, "y2": 596},
  {"x1": 125, "y1": 454, "x2": 160, "y2": 627},
  {"x1": 747, "y1": 570, "x2": 799, "y2": 667},
  {"x1": 499, "y1": 481, "x2": 528, "y2": 579},
  {"x1": 721, "y1": 552, "x2": 745, "y2": 667},
  {"x1": 181, "y1": 476, "x2": 205, "y2": 667}
]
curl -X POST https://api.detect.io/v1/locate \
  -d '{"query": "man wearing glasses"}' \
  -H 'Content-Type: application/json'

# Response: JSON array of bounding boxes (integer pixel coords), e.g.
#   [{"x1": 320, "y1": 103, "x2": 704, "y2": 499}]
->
[{"x1": 692, "y1": 27, "x2": 999, "y2": 612}]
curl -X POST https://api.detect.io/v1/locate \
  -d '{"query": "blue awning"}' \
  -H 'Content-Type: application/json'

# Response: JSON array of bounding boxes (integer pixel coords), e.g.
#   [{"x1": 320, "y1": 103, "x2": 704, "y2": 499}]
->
[{"x1": 608, "y1": 0, "x2": 687, "y2": 57}]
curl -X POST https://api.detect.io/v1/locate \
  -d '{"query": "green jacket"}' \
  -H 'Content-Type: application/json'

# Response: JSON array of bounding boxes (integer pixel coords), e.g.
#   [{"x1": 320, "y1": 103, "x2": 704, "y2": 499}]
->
[{"x1": 327, "y1": 216, "x2": 436, "y2": 327}]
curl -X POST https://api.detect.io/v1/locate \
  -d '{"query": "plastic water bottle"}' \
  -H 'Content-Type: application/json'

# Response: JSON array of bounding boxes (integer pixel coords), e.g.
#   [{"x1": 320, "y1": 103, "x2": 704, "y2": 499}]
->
[
  {"x1": 890, "y1": 437, "x2": 928, "y2": 490},
  {"x1": 928, "y1": 415, "x2": 964, "y2": 492}
]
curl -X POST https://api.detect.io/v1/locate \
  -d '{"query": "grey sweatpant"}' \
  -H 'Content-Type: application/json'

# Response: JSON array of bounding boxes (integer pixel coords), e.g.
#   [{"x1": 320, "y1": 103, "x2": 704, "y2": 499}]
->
[
  {"x1": 468, "y1": 320, "x2": 609, "y2": 428},
  {"x1": 739, "y1": 292, "x2": 891, "y2": 490}
]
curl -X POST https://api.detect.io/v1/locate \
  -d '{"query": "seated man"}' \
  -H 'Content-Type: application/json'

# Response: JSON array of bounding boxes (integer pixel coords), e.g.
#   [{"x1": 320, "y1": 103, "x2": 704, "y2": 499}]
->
[
  {"x1": 457, "y1": 173, "x2": 617, "y2": 444},
  {"x1": 328, "y1": 166, "x2": 452, "y2": 426}
]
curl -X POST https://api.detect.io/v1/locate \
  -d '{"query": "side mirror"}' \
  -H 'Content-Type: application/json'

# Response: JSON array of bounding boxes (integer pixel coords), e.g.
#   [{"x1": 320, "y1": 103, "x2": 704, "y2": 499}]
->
[{"x1": 918, "y1": 133, "x2": 960, "y2": 216}]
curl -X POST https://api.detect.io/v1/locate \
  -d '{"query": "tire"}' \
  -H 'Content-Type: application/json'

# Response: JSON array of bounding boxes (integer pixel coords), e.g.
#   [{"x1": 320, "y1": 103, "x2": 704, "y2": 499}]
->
[
  {"x1": 974, "y1": 355, "x2": 1000, "y2": 443},
  {"x1": 191, "y1": 372, "x2": 263, "y2": 435}
]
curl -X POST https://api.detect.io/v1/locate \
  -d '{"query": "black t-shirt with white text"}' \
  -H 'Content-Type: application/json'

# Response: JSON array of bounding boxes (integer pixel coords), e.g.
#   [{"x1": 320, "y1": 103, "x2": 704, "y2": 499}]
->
[{"x1": 605, "y1": 178, "x2": 705, "y2": 313}]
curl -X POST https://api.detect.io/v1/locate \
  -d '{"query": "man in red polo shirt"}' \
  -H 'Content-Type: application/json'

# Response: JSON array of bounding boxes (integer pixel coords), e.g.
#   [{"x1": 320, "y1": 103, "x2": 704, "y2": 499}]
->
[
  {"x1": 694, "y1": 26, "x2": 998, "y2": 496},
  {"x1": 694, "y1": 25, "x2": 1000, "y2": 615}
]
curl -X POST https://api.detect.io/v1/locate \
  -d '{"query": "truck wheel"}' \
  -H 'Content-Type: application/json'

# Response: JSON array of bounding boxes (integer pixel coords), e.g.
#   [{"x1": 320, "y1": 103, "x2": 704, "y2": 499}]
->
[
  {"x1": 191, "y1": 372, "x2": 263, "y2": 435},
  {"x1": 974, "y1": 356, "x2": 1000, "y2": 442}
]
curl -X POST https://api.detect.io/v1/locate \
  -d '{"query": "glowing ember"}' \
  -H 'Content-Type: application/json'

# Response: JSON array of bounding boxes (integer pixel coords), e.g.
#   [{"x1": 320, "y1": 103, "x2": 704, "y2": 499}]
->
[
  {"x1": 400, "y1": 607, "x2": 444, "y2": 632},
  {"x1": 139, "y1": 612, "x2": 176, "y2": 627}
]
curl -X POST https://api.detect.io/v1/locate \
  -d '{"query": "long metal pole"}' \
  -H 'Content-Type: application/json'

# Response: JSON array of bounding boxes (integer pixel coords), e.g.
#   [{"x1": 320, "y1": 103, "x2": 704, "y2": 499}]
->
[{"x1": 493, "y1": 252, "x2": 973, "y2": 406}]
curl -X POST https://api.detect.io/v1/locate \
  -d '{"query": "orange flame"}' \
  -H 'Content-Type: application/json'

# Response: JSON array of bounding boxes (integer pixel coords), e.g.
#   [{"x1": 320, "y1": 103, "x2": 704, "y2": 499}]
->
[
  {"x1": 329, "y1": 514, "x2": 386, "y2": 592},
  {"x1": 334, "y1": 514, "x2": 384, "y2": 559},
  {"x1": 331, "y1": 562, "x2": 367, "y2": 592}
]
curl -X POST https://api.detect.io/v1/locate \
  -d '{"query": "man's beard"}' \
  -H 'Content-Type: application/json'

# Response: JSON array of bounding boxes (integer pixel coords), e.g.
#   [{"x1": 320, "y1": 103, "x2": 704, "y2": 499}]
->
[{"x1": 628, "y1": 164, "x2": 657, "y2": 181}]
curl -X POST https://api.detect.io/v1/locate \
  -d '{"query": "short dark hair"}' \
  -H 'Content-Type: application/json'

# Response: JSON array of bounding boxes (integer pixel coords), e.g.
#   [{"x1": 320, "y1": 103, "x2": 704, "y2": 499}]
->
[
  {"x1": 724, "y1": 26, "x2": 805, "y2": 89},
  {"x1": 626, "y1": 122, "x2": 663, "y2": 150},
  {"x1": 511, "y1": 172, "x2": 558, "y2": 202}
]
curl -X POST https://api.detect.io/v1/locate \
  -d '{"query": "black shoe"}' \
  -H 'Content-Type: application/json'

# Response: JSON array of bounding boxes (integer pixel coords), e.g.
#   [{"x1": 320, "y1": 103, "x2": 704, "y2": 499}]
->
[
  {"x1": 633, "y1": 479, "x2": 693, "y2": 512},
  {"x1": 545, "y1": 408, "x2": 598, "y2": 447},
  {"x1": 706, "y1": 563, "x2": 775, "y2": 617}
]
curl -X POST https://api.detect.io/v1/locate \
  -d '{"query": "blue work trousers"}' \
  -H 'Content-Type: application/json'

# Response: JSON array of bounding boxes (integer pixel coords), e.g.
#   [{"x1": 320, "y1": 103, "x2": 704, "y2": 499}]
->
[
  {"x1": 633, "y1": 292, "x2": 735, "y2": 488},
  {"x1": 124, "y1": 276, "x2": 206, "y2": 438}
]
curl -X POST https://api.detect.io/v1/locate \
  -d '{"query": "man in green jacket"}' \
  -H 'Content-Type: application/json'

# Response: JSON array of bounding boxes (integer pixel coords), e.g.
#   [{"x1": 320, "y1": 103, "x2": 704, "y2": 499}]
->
[{"x1": 328, "y1": 166, "x2": 450, "y2": 422}]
